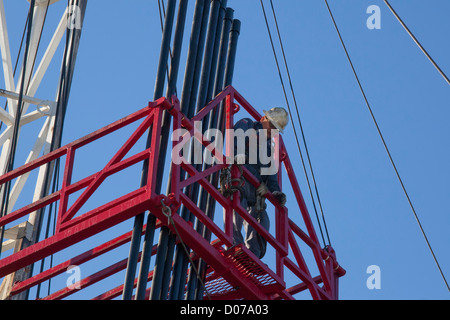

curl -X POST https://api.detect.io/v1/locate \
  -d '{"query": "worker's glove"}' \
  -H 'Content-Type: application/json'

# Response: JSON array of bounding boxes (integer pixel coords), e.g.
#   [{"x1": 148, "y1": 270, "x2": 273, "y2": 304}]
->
[
  {"x1": 272, "y1": 191, "x2": 287, "y2": 207},
  {"x1": 256, "y1": 182, "x2": 268, "y2": 196},
  {"x1": 234, "y1": 154, "x2": 246, "y2": 165}
]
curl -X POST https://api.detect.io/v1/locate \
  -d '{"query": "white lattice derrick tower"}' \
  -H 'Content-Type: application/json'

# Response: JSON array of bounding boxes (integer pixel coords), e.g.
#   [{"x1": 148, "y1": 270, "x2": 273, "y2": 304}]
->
[{"x1": 0, "y1": 0, "x2": 86, "y2": 299}]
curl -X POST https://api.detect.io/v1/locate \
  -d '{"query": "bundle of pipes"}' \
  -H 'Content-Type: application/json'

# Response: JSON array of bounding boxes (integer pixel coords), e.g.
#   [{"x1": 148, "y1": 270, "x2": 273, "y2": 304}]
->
[{"x1": 122, "y1": 0, "x2": 241, "y2": 300}]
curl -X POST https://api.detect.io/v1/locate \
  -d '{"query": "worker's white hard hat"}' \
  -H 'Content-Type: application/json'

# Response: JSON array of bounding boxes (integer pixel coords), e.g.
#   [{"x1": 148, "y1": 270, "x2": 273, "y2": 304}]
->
[{"x1": 263, "y1": 107, "x2": 289, "y2": 133}]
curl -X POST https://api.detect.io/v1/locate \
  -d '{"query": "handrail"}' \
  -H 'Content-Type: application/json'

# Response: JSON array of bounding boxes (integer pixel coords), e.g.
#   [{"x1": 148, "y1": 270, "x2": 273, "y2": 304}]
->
[{"x1": 169, "y1": 85, "x2": 345, "y2": 299}]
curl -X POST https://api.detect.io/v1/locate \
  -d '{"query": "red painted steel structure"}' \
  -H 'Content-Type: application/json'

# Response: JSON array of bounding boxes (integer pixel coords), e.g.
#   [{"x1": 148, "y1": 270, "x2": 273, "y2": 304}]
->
[{"x1": 0, "y1": 86, "x2": 345, "y2": 300}]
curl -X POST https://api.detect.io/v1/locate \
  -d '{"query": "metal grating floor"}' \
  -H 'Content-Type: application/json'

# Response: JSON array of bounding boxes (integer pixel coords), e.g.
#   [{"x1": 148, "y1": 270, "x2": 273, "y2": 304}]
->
[{"x1": 203, "y1": 245, "x2": 284, "y2": 299}]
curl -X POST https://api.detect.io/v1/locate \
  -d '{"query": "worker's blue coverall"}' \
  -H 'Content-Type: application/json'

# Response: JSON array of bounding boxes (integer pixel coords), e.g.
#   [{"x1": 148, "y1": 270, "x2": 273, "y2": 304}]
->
[{"x1": 228, "y1": 118, "x2": 281, "y2": 259}]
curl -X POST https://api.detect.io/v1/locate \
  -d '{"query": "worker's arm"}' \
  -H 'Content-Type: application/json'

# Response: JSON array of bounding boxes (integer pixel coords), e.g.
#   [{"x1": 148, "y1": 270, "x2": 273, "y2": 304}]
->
[
  {"x1": 261, "y1": 138, "x2": 287, "y2": 206},
  {"x1": 263, "y1": 172, "x2": 280, "y2": 193}
]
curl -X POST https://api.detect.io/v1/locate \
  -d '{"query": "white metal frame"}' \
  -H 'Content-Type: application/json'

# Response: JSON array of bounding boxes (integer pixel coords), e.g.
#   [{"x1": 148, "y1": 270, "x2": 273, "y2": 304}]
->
[{"x1": 0, "y1": 0, "x2": 66, "y2": 254}]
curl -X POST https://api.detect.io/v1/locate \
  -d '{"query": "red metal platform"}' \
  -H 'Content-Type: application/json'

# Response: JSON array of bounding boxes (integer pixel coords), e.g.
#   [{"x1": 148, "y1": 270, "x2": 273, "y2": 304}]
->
[{"x1": 0, "y1": 86, "x2": 345, "y2": 300}]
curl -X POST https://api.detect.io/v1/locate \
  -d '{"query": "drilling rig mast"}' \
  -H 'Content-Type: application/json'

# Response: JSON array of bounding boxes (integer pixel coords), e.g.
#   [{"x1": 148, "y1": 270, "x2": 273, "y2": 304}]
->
[{"x1": 0, "y1": 0, "x2": 344, "y2": 300}]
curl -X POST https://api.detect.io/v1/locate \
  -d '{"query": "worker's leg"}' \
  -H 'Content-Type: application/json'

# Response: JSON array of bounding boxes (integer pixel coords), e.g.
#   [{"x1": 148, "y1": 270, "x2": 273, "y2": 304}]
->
[
  {"x1": 244, "y1": 207, "x2": 270, "y2": 259},
  {"x1": 223, "y1": 194, "x2": 248, "y2": 247},
  {"x1": 232, "y1": 206, "x2": 244, "y2": 246}
]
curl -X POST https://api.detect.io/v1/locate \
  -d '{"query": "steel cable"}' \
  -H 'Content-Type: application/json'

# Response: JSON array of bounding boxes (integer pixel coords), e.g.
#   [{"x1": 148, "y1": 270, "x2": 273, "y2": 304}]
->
[
  {"x1": 0, "y1": 0, "x2": 37, "y2": 259},
  {"x1": 259, "y1": 0, "x2": 331, "y2": 248},
  {"x1": 383, "y1": 0, "x2": 449, "y2": 86},
  {"x1": 324, "y1": 0, "x2": 449, "y2": 293}
]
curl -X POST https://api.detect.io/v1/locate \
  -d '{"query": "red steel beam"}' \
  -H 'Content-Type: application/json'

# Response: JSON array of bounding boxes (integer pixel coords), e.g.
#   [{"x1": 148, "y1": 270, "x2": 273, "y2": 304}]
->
[
  {"x1": 10, "y1": 223, "x2": 155, "y2": 296},
  {"x1": 42, "y1": 254, "x2": 140, "y2": 300},
  {"x1": 0, "y1": 191, "x2": 151, "y2": 278}
]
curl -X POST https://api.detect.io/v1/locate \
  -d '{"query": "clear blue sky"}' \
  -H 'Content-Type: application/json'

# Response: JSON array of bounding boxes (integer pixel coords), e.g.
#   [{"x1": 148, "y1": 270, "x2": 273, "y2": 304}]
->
[{"x1": 2, "y1": 0, "x2": 449, "y2": 300}]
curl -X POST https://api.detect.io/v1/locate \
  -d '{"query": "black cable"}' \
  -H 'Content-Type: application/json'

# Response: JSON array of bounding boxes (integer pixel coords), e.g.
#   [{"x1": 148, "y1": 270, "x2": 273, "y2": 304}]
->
[
  {"x1": 268, "y1": 0, "x2": 332, "y2": 247},
  {"x1": 36, "y1": 157, "x2": 60, "y2": 299},
  {"x1": 324, "y1": 0, "x2": 449, "y2": 293},
  {"x1": 259, "y1": 0, "x2": 328, "y2": 247},
  {"x1": 0, "y1": 0, "x2": 36, "y2": 259},
  {"x1": 0, "y1": 4, "x2": 31, "y2": 132},
  {"x1": 383, "y1": 0, "x2": 449, "y2": 85}
]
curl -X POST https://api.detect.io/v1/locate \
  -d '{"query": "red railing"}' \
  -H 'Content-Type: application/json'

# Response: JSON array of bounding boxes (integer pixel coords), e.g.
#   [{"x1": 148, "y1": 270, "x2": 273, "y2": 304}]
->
[
  {"x1": 0, "y1": 100, "x2": 166, "y2": 298},
  {"x1": 167, "y1": 86, "x2": 345, "y2": 299},
  {"x1": 0, "y1": 86, "x2": 344, "y2": 300}
]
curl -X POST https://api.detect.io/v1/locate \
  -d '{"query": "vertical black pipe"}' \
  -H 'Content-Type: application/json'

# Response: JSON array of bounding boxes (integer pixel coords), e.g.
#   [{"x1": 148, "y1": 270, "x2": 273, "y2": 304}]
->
[
  {"x1": 213, "y1": 19, "x2": 240, "y2": 140},
  {"x1": 167, "y1": 2, "x2": 239, "y2": 301},
  {"x1": 168, "y1": 0, "x2": 207, "y2": 300},
  {"x1": 213, "y1": 7, "x2": 234, "y2": 96},
  {"x1": 224, "y1": 19, "x2": 240, "y2": 88},
  {"x1": 192, "y1": 8, "x2": 238, "y2": 300},
  {"x1": 148, "y1": 226, "x2": 170, "y2": 300},
  {"x1": 180, "y1": 0, "x2": 206, "y2": 116},
  {"x1": 122, "y1": 212, "x2": 144, "y2": 300},
  {"x1": 123, "y1": 0, "x2": 177, "y2": 300},
  {"x1": 184, "y1": 0, "x2": 210, "y2": 119},
  {"x1": 146, "y1": 0, "x2": 188, "y2": 300},
  {"x1": 159, "y1": 232, "x2": 176, "y2": 298},
  {"x1": 166, "y1": 0, "x2": 189, "y2": 99},
  {"x1": 191, "y1": 0, "x2": 228, "y2": 237},
  {"x1": 193, "y1": 5, "x2": 233, "y2": 300},
  {"x1": 203, "y1": 6, "x2": 234, "y2": 229},
  {"x1": 169, "y1": 0, "x2": 211, "y2": 300},
  {"x1": 153, "y1": 0, "x2": 178, "y2": 101},
  {"x1": 205, "y1": 0, "x2": 228, "y2": 103},
  {"x1": 191, "y1": 0, "x2": 228, "y2": 299},
  {"x1": 195, "y1": 0, "x2": 223, "y2": 115},
  {"x1": 177, "y1": 0, "x2": 210, "y2": 225},
  {"x1": 185, "y1": 0, "x2": 223, "y2": 300},
  {"x1": 176, "y1": 0, "x2": 209, "y2": 231},
  {"x1": 193, "y1": 0, "x2": 226, "y2": 222},
  {"x1": 137, "y1": 0, "x2": 181, "y2": 300}
]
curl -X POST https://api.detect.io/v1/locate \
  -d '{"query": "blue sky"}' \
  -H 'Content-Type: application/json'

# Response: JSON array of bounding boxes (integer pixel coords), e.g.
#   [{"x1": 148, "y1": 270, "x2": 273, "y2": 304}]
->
[{"x1": 2, "y1": 0, "x2": 449, "y2": 300}]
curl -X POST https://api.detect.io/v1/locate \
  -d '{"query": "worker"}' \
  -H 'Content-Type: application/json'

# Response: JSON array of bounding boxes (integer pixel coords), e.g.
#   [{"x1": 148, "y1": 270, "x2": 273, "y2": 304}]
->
[{"x1": 227, "y1": 107, "x2": 288, "y2": 259}]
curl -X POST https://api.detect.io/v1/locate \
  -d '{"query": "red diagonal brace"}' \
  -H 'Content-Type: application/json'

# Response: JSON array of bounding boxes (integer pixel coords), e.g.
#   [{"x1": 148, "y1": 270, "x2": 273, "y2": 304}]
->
[{"x1": 60, "y1": 111, "x2": 157, "y2": 225}]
